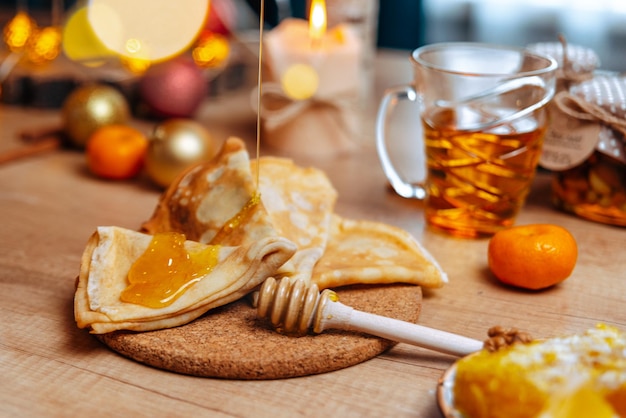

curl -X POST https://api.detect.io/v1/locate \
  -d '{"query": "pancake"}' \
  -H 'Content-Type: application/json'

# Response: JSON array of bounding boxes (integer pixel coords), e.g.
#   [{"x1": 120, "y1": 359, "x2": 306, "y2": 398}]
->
[
  {"x1": 142, "y1": 137, "x2": 339, "y2": 286},
  {"x1": 252, "y1": 157, "x2": 337, "y2": 285},
  {"x1": 312, "y1": 215, "x2": 448, "y2": 290},
  {"x1": 141, "y1": 137, "x2": 278, "y2": 246},
  {"x1": 75, "y1": 226, "x2": 296, "y2": 334}
]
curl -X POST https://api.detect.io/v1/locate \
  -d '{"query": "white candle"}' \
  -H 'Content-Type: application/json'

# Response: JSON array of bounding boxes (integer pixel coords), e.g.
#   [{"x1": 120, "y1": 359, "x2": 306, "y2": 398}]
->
[
  {"x1": 264, "y1": 15, "x2": 362, "y2": 100},
  {"x1": 259, "y1": 0, "x2": 364, "y2": 156}
]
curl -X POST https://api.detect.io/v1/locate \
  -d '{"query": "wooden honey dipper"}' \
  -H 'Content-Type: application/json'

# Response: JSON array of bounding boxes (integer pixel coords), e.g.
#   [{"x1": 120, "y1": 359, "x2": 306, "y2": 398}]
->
[{"x1": 257, "y1": 277, "x2": 484, "y2": 357}]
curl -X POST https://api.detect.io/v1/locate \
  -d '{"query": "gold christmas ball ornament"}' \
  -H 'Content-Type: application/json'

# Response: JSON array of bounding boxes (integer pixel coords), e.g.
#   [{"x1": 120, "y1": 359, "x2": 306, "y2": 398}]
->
[
  {"x1": 145, "y1": 119, "x2": 219, "y2": 188},
  {"x1": 62, "y1": 84, "x2": 130, "y2": 148}
]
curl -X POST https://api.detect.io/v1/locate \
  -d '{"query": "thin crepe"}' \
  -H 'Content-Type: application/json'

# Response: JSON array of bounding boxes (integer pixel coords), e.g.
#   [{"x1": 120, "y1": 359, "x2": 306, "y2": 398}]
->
[
  {"x1": 312, "y1": 215, "x2": 448, "y2": 289},
  {"x1": 143, "y1": 137, "x2": 338, "y2": 286},
  {"x1": 141, "y1": 137, "x2": 278, "y2": 246},
  {"x1": 75, "y1": 226, "x2": 296, "y2": 333},
  {"x1": 140, "y1": 137, "x2": 445, "y2": 290},
  {"x1": 252, "y1": 157, "x2": 337, "y2": 284}
]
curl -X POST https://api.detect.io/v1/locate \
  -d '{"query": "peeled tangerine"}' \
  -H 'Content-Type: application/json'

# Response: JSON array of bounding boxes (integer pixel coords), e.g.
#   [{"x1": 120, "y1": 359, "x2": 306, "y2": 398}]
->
[{"x1": 453, "y1": 324, "x2": 626, "y2": 418}]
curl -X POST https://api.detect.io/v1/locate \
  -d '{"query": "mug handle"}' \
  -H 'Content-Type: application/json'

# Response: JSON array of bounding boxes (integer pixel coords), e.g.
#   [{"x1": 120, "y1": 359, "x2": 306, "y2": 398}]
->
[{"x1": 375, "y1": 85, "x2": 426, "y2": 200}]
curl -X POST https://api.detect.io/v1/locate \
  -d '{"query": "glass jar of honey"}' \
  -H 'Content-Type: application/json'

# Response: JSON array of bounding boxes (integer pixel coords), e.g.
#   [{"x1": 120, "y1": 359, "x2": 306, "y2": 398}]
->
[
  {"x1": 552, "y1": 148, "x2": 626, "y2": 226},
  {"x1": 540, "y1": 73, "x2": 626, "y2": 226}
]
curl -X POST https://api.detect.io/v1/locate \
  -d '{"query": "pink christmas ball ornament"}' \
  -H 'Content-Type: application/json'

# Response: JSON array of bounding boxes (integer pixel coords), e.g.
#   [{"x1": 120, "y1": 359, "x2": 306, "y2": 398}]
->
[{"x1": 139, "y1": 58, "x2": 208, "y2": 118}]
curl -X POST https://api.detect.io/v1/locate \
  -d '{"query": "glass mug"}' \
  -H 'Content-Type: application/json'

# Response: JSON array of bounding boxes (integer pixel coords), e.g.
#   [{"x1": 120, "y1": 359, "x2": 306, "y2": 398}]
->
[{"x1": 376, "y1": 43, "x2": 557, "y2": 238}]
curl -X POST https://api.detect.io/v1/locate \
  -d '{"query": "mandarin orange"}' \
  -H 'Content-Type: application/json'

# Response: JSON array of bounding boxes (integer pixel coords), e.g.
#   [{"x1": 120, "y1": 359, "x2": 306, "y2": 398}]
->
[
  {"x1": 86, "y1": 124, "x2": 148, "y2": 180},
  {"x1": 487, "y1": 224, "x2": 578, "y2": 290}
]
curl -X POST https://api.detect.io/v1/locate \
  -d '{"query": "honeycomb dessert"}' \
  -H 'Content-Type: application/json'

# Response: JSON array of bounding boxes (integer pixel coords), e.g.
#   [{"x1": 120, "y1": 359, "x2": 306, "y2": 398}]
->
[{"x1": 453, "y1": 324, "x2": 626, "y2": 418}]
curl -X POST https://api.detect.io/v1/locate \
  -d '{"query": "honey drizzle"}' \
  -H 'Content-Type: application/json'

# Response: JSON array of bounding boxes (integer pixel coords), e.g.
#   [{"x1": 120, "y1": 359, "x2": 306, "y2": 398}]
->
[
  {"x1": 121, "y1": 232, "x2": 220, "y2": 308},
  {"x1": 210, "y1": 192, "x2": 261, "y2": 244},
  {"x1": 254, "y1": 0, "x2": 265, "y2": 189}
]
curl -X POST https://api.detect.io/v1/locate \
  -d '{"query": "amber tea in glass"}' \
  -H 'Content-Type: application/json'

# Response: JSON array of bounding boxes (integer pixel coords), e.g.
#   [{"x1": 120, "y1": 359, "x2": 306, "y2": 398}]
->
[
  {"x1": 422, "y1": 106, "x2": 546, "y2": 237},
  {"x1": 376, "y1": 43, "x2": 557, "y2": 237}
]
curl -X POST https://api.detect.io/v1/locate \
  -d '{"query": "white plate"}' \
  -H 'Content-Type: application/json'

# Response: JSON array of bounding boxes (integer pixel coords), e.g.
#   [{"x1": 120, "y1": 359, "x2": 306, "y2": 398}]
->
[{"x1": 436, "y1": 361, "x2": 467, "y2": 418}]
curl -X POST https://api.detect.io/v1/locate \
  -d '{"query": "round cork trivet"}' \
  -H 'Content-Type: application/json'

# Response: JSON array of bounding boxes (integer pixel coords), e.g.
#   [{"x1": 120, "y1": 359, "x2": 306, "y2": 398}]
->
[{"x1": 99, "y1": 284, "x2": 422, "y2": 379}]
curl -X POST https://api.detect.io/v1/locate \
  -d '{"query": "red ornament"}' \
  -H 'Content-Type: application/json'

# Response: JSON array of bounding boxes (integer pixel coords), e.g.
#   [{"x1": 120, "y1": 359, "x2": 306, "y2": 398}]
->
[{"x1": 139, "y1": 58, "x2": 208, "y2": 118}]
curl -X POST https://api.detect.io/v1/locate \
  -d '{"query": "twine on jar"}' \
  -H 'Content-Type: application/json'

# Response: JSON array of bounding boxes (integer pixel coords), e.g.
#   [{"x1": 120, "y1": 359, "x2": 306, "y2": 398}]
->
[
  {"x1": 553, "y1": 90, "x2": 626, "y2": 139},
  {"x1": 254, "y1": 82, "x2": 360, "y2": 134},
  {"x1": 250, "y1": 82, "x2": 361, "y2": 155},
  {"x1": 558, "y1": 34, "x2": 596, "y2": 84}
]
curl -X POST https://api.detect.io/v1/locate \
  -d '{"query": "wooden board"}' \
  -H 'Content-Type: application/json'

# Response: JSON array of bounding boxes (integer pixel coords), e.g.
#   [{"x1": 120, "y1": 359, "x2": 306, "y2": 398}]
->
[{"x1": 99, "y1": 284, "x2": 422, "y2": 380}]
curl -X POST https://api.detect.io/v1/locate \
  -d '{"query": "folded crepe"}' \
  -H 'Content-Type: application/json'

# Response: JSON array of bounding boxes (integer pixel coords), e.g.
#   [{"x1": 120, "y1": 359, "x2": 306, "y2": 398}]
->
[
  {"x1": 311, "y1": 215, "x2": 447, "y2": 289},
  {"x1": 252, "y1": 157, "x2": 337, "y2": 284},
  {"x1": 75, "y1": 226, "x2": 296, "y2": 333},
  {"x1": 143, "y1": 137, "x2": 338, "y2": 286},
  {"x1": 141, "y1": 137, "x2": 277, "y2": 247}
]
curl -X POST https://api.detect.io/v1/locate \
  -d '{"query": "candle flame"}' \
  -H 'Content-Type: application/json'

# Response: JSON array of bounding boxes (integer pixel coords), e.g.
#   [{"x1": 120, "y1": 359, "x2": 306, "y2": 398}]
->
[{"x1": 309, "y1": 0, "x2": 326, "y2": 45}]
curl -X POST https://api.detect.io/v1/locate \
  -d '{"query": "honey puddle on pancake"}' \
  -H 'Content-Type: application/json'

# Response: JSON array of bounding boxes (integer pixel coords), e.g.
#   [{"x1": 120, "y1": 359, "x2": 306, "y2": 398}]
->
[
  {"x1": 122, "y1": 193, "x2": 261, "y2": 308},
  {"x1": 210, "y1": 193, "x2": 261, "y2": 245},
  {"x1": 121, "y1": 232, "x2": 220, "y2": 308}
]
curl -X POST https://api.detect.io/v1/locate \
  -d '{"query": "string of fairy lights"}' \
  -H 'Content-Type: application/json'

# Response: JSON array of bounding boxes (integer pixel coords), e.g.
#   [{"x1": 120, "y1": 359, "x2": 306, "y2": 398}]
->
[
  {"x1": 1, "y1": 1, "x2": 230, "y2": 75},
  {"x1": 0, "y1": 1, "x2": 242, "y2": 189}
]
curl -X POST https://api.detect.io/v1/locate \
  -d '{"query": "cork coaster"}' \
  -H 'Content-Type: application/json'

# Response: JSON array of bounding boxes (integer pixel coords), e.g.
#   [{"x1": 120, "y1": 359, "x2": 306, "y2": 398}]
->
[{"x1": 99, "y1": 284, "x2": 422, "y2": 379}]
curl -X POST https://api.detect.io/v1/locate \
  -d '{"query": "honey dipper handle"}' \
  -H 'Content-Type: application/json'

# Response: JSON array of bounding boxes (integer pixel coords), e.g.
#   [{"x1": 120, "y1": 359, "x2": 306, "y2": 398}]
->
[{"x1": 315, "y1": 295, "x2": 483, "y2": 357}]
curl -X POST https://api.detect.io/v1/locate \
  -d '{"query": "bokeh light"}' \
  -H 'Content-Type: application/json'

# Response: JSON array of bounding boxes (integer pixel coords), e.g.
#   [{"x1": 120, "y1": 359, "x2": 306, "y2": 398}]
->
[
  {"x1": 27, "y1": 26, "x2": 62, "y2": 64},
  {"x1": 192, "y1": 31, "x2": 230, "y2": 68},
  {"x1": 3, "y1": 11, "x2": 37, "y2": 52},
  {"x1": 281, "y1": 63, "x2": 319, "y2": 100},
  {"x1": 120, "y1": 55, "x2": 151, "y2": 74},
  {"x1": 87, "y1": 0, "x2": 209, "y2": 63},
  {"x1": 62, "y1": 4, "x2": 114, "y2": 67}
]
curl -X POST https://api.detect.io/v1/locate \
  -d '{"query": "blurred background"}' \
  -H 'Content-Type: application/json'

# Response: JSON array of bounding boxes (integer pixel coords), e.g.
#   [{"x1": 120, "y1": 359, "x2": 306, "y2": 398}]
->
[
  {"x1": 235, "y1": 0, "x2": 626, "y2": 72},
  {"x1": 1, "y1": 0, "x2": 624, "y2": 70}
]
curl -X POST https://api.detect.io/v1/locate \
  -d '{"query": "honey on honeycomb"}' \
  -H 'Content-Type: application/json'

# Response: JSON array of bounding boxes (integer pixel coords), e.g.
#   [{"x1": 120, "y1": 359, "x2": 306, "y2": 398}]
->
[{"x1": 454, "y1": 324, "x2": 626, "y2": 418}]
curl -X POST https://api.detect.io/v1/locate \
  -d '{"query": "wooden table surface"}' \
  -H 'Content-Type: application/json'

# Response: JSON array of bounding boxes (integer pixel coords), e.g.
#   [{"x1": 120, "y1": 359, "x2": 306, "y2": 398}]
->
[{"x1": 1, "y1": 51, "x2": 625, "y2": 418}]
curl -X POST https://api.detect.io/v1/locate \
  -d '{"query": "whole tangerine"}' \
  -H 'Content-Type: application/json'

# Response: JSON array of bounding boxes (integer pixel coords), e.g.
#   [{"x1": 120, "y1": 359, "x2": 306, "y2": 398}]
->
[
  {"x1": 487, "y1": 224, "x2": 578, "y2": 290},
  {"x1": 86, "y1": 124, "x2": 148, "y2": 180}
]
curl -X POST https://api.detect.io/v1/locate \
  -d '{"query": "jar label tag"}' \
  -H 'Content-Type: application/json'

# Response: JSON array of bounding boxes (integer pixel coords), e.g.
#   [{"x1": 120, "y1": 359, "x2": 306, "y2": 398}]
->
[{"x1": 539, "y1": 104, "x2": 600, "y2": 171}]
